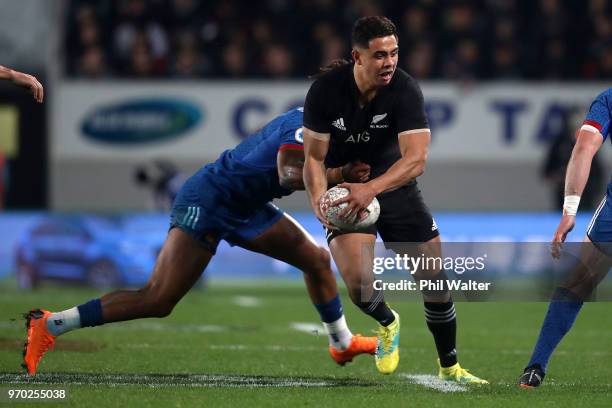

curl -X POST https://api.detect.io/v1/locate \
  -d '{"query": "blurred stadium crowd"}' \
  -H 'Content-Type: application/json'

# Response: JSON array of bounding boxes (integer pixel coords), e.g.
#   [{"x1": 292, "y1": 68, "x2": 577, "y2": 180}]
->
[{"x1": 66, "y1": 0, "x2": 612, "y2": 80}]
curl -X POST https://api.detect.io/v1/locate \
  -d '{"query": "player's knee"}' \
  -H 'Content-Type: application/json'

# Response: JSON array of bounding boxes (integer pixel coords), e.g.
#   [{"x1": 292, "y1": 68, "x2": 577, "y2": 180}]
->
[
  {"x1": 342, "y1": 275, "x2": 363, "y2": 304},
  {"x1": 421, "y1": 290, "x2": 451, "y2": 303},
  {"x1": 151, "y1": 301, "x2": 176, "y2": 318},
  {"x1": 300, "y1": 245, "x2": 331, "y2": 276},
  {"x1": 313, "y1": 246, "x2": 331, "y2": 272},
  {"x1": 146, "y1": 296, "x2": 176, "y2": 318},
  {"x1": 139, "y1": 286, "x2": 177, "y2": 318}
]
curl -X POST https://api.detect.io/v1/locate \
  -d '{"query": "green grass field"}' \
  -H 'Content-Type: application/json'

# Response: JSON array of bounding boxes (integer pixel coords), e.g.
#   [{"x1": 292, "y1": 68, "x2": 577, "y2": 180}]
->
[{"x1": 1, "y1": 280, "x2": 611, "y2": 407}]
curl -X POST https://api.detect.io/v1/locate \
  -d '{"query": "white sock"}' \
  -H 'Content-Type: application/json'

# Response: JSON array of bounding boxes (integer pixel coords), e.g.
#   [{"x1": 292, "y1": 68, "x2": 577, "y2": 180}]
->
[
  {"x1": 46, "y1": 307, "x2": 81, "y2": 336},
  {"x1": 323, "y1": 315, "x2": 353, "y2": 351}
]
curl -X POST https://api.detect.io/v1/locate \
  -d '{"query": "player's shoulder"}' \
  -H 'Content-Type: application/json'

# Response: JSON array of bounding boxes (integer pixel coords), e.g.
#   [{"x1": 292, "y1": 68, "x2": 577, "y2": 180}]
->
[
  {"x1": 594, "y1": 87, "x2": 612, "y2": 103},
  {"x1": 275, "y1": 107, "x2": 304, "y2": 146},
  {"x1": 309, "y1": 62, "x2": 353, "y2": 91},
  {"x1": 390, "y1": 68, "x2": 421, "y2": 92},
  {"x1": 278, "y1": 107, "x2": 304, "y2": 128},
  {"x1": 588, "y1": 88, "x2": 612, "y2": 115}
]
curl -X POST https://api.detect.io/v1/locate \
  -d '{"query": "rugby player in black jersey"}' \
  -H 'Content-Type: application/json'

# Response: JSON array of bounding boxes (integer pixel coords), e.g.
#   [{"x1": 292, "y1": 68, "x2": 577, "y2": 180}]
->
[{"x1": 303, "y1": 16, "x2": 487, "y2": 383}]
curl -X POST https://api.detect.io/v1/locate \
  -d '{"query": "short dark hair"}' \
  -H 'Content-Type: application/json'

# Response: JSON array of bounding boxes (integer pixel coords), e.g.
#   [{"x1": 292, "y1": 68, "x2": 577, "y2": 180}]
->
[{"x1": 352, "y1": 16, "x2": 397, "y2": 49}]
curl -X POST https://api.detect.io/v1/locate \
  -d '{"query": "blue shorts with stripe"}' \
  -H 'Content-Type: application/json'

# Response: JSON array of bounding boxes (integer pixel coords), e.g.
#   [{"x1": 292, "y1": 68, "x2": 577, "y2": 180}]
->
[
  {"x1": 169, "y1": 179, "x2": 284, "y2": 255},
  {"x1": 586, "y1": 188, "x2": 612, "y2": 255}
]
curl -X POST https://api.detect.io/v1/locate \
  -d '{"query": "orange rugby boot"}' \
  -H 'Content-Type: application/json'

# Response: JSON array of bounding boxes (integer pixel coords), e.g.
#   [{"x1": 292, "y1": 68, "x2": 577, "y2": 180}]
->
[
  {"x1": 329, "y1": 334, "x2": 377, "y2": 366},
  {"x1": 22, "y1": 309, "x2": 56, "y2": 375}
]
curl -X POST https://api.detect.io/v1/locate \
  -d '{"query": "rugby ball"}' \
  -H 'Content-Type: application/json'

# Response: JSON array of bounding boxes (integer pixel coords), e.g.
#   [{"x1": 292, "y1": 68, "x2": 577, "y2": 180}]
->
[{"x1": 319, "y1": 186, "x2": 380, "y2": 230}]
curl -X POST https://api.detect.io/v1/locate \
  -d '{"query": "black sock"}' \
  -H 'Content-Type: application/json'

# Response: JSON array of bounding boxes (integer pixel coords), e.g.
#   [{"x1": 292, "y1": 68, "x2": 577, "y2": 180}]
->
[
  {"x1": 357, "y1": 290, "x2": 395, "y2": 326},
  {"x1": 424, "y1": 301, "x2": 457, "y2": 367}
]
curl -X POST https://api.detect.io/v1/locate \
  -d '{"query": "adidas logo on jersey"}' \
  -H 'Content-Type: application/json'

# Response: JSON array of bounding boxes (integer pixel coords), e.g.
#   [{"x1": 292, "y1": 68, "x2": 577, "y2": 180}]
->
[
  {"x1": 332, "y1": 117, "x2": 346, "y2": 131},
  {"x1": 432, "y1": 219, "x2": 438, "y2": 231}
]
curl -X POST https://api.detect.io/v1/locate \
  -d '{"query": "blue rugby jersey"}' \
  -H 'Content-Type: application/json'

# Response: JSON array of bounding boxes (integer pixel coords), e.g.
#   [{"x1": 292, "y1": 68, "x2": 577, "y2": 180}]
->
[
  {"x1": 582, "y1": 88, "x2": 612, "y2": 142},
  {"x1": 185, "y1": 108, "x2": 304, "y2": 215}
]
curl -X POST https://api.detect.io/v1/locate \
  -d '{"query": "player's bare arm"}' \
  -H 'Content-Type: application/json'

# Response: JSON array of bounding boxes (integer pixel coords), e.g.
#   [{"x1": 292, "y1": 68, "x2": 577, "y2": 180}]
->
[
  {"x1": 278, "y1": 148, "x2": 370, "y2": 191},
  {"x1": 277, "y1": 147, "x2": 306, "y2": 190},
  {"x1": 551, "y1": 128, "x2": 604, "y2": 257},
  {"x1": 303, "y1": 128, "x2": 337, "y2": 228},
  {"x1": 0, "y1": 65, "x2": 44, "y2": 103},
  {"x1": 328, "y1": 161, "x2": 371, "y2": 185},
  {"x1": 334, "y1": 129, "x2": 430, "y2": 218}
]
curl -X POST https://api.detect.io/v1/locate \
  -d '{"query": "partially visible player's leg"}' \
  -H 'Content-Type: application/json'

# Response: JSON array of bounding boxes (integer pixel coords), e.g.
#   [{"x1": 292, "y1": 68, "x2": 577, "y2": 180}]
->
[
  {"x1": 235, "y1": 209, "x2": 376, "y2": 364},
  {"x1": 238, "y1": 211, "x2": 337, "y2": 305},
  {"x1": 520, "y1": 235, "x2": 611, "y2": 388},
  {"x1": 327, "y1": 231, "x2": 400, "y2": 374},
  {"x1": 102, "y1": 227, "x2": 213, "y2": 322},
  {"x1": 410, "y1": 237, "x2": 458, "y2": 367},
  {"x1": 410, "y1": 236, "x2": 487, "y2": 384},
  {"x1": 373, "y1": 184, "x2": 486, "y2": 382},
  {"x1": 328, "y1": 232, "x2": 396, "y2": 325},
  {"x1": 23, "y1": 227, "x2": 214, "y2": 375}
]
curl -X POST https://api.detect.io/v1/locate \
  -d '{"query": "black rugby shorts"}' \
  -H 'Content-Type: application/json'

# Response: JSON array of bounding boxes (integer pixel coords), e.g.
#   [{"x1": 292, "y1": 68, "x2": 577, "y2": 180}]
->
[{"x1": 325, "y1": 182, "x2": 439, "y2": 244}]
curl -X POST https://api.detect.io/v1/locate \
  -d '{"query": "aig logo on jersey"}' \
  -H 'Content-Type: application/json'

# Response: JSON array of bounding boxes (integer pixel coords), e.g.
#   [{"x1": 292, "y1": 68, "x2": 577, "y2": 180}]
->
[
  {"x1": 370, "y1": 113, "x2": 389, "y2": 129},
  {"x1": 345, "y1": 130, "x2": 370, "y2": 143}
]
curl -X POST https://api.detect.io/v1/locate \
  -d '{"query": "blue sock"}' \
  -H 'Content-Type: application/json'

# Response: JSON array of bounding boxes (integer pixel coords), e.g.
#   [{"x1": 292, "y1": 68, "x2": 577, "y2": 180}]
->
[
  {"x1": 76, "y1": 299, "x2": 104, "y2": 328},
  {"x1": 314, "y1": 295, "x2": 343, "y2": 323},
  {"x1": 527, "y1": 288, "x2": 583, "y2": 372},
  {"x1": 315, "y1": 295, "x2": 353, "y2": 350}
]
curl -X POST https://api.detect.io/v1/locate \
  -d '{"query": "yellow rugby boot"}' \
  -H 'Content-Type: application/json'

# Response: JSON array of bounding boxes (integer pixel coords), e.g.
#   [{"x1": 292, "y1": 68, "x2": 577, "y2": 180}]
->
[
  {"x1": 375, "y1": 309, "x2": 400, "y2": 374},
  {"x1": 438, "y1": 360, "x2": 489, "y2": 384}
]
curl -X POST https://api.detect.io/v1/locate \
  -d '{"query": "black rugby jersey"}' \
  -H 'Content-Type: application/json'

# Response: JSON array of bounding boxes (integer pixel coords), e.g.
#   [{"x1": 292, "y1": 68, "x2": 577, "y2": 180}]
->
[{"x1": 303, "y1": 63, "x2": 428, "y2": 179}]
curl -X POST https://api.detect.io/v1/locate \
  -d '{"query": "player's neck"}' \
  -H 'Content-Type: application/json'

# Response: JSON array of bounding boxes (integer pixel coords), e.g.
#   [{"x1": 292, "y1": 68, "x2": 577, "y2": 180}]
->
[{"x1": 353, "y1": 65, "x2": 379, "y2": 107}]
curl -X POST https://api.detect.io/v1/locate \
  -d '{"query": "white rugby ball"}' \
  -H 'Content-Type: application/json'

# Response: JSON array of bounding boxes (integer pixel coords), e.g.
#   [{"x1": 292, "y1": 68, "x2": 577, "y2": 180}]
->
[{"x1": 319, "y1": 186, "x2": 380, "y2": 230}]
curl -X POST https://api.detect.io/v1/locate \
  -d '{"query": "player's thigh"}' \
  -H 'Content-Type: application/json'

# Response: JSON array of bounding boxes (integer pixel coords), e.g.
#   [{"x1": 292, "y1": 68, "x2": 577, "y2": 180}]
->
[
  {"x1": 329, "y1": 232, "x2": 377, "y2": 289},
  {"x1": 411, "y1": 235, "x2": 444, "y2": 280},
  {"x1": 376, "y1": 184, "x2": 439, "y2": 246},
  {"x1": 580, "y1": 198, "x2": 612, "y2": 288},
  {"x1": 560, "y1": 235, "x2": 612, "y2": 296},
  {"x1": 237, "y1": 212, "x2": 329, "y2": 271},
  {"x1": 376, "y1": 185, "x2": 441, "y2": 276},
  {"x1": 148, "y1": 227, "x2": 213, "y2": 302}
]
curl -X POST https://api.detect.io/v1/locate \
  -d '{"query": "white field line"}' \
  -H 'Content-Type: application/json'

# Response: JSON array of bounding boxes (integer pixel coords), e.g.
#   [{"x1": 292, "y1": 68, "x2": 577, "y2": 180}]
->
[
  {"x1": 0, "y1": 321, "x2": 226, "y2": 333},
  {"x1": 231, "y1": 296, "x2": 262, "y2": 307},
  {"x1": 0, "y1": 373, "x2": 337, "y2": 388},
  {"x1": 124, "y1": 343, "x2": 432, "y2": 355},
  {"x1": 208, "y1": 344, "x2": 322, "y2": 352},
  {"x1": 290, "y1": 322, "x2": 326, "y2": 336},
  {"x1": 105, "y1": 322, "x2": 227, "y2": 333},
  {"x1": 401, "y1": 374, "x2": 468, "y2": 393}
]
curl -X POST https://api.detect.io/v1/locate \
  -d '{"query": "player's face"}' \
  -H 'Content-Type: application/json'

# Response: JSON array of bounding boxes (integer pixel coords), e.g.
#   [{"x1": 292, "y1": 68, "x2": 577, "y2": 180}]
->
[{"x1": 355, "y1": 35, "x2": 399, "y2": 86}]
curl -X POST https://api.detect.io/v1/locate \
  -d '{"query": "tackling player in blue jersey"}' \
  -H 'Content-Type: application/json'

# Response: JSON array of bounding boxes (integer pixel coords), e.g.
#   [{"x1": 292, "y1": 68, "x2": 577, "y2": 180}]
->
[
  {"x1": 22, "y1": 107, "x2": 377, "y2": 375},
  {"x1": 519, "y1": 88, "x2": 612, "y2": 388}
]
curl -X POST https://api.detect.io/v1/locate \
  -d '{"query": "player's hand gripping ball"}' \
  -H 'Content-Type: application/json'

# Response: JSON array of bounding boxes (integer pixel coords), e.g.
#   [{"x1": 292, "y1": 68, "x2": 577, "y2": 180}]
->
[{"x1": 319, "y1": 186, "x2": 380, "y2": 230}]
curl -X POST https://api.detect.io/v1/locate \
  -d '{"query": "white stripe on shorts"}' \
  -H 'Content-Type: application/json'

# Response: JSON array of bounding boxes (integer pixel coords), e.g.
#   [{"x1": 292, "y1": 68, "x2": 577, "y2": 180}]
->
[
  {"x1": 182, "y1": 206, "x2": 193, "y2": 225},
  {"x1": 192, "y1": 207, "x2": 201, "y2": 228},
  {"x1": 587, "y1": 195, "x2": 607, "y2": 236}
]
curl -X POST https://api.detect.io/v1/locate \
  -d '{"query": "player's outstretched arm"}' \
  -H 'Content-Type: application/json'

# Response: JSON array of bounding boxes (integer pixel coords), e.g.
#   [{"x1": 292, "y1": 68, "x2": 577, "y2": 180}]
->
[
  {"x1": 277, "y1": 147, "x2": 370, "y2": 191},
  {"x1": 551, "y1": 128, "x2": 603, "y2": 257},
  {"x1": 0, "y1": 65, "x2": 44, "y2": 103}
]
